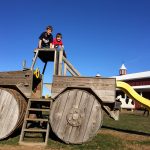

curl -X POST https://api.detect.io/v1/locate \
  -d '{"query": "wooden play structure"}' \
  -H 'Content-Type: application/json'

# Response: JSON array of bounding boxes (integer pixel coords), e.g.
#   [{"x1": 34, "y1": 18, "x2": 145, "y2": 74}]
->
[{"x1": 0, "y1": 48, "x2": 121, "y2": 145}]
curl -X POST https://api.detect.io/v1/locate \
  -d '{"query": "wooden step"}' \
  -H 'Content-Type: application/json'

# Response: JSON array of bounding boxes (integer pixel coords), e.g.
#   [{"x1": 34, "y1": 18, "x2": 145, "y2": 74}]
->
[
  {"x1": 25, "y1": 118, "x2": 48, "y2": 122},
  {"x1": 28, "y1": 108, "x2": 50, "y2": 112},
  {"x1": 19, "y1": 141, "x2": 47, "y2": 146},
  {"x1": 23, "y1": 128, "x2": 47, "y2": 132},
  {"x1": 29, "y1": 99, "x2": 52, "y2": 102}
]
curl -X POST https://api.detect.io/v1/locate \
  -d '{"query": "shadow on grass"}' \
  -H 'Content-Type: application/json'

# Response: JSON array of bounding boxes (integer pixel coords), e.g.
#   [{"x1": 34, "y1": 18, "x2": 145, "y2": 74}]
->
[
  {"x1": 0, "y1": 128, "x2": 21, "y2": 143},
  {"x1": 102, "y1": 125, "x2": 150, "y2": 137},
  {"x1": 49, "y1": 130, "x2": 66, "y2": 144}
]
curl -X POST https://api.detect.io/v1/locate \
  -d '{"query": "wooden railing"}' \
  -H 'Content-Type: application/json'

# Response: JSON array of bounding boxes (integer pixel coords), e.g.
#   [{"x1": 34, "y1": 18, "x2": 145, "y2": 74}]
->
[
  {"x1": 31, "y1": 48, "x2": 80, "y2": 76},
  {"x1": 55, "y1": 49, "x2": 81, "y2": 76}
]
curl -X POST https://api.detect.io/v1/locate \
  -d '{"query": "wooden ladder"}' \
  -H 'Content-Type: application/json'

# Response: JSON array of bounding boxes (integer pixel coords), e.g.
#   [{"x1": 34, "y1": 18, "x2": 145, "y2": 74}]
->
[{"x1": 19, "y1": 98, "x2": 52, "y2": 146}]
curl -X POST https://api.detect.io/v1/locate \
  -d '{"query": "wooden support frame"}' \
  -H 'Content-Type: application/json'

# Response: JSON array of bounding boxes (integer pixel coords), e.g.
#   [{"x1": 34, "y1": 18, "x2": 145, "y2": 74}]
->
[
  {"x1": 42, "y1": 62, "x2": 47, "y2": 75},
  {"x1": 62, "y1": 55, "x2": 80, "y2": 76},
  {"x1": 31, "y1": 50, "x2": 39, "y2": 70},
  {"x1": 58, "y1": 49, "x2": 63, "y2": 76},
  {"x1": 31, "y1": 48, "x2": 80, "y2": 77},
  {"x1": 53, "y1": 50, "x2": 58, "y2": 75},
  {"x1": 63, "y1": 62, "x2": 67, "y2": 76},
  {"x1": 53, "y1": 48, "x2": 80, "y2": 76},
  {"x1": 65, "y1": 65, "x2": 78, "y2": 76}
]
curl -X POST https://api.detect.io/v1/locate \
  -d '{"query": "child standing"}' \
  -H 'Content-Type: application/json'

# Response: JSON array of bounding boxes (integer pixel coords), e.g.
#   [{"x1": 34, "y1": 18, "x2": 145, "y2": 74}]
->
[
  {"x1": 38, "y1": 25, "x2": 53, "y2": 48},
  {"x1": 52, "y1": 33, "x2": 64, "y2": 50}
]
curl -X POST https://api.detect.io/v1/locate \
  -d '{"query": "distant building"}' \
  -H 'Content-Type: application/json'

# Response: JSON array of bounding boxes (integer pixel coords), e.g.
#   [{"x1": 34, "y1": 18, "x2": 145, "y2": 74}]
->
[
  {"x1": 114, "y1": 64, "x2": 150, "y2": 109},
  {"x1": 119, "y1": 64, "x2": 127, "y2": 75}
]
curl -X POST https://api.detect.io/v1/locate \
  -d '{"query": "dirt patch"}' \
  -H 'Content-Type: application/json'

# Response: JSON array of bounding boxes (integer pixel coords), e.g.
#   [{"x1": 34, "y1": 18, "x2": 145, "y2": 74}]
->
[
  {"x1": 125, "y1": 144, "x2": 150, "y2": 150},
  {"x1": 0, "y1": 145, "x2": 58, "y2": 150}
]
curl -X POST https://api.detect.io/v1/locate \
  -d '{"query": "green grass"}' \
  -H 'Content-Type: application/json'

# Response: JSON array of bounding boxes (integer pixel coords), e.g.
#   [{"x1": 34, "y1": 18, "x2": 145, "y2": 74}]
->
[
  {"x1": 103, "y1": 110, "x2": 150, "y2": 134},
  {"x1": 0, "y1": 110, "x2": 150, "y2": 150},
  {"x1": 0, "y1": 136, "x2": 19, "y2": 145},
  {"x1": 47, "y1": 134, "x2": 124, "y2": 150}
]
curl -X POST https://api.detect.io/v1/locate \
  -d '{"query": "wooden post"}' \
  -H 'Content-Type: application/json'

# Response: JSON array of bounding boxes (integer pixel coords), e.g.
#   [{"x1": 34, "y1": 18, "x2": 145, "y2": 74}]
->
[
  {"x1": 53, "y1": 50, "x2": 58, "y2": 75},
  {"x1": 64, "y1": 62, "x2": 67, "y2": 76},
  {"x1": 42, "y1": 62, "x2": 47, "y2": 75},
  {"x1": 31, "y1": 50, "x2": 39, "y2": 70},
  {"x1": 58, "y1": 49, "x2": 63, "y2": 76}
]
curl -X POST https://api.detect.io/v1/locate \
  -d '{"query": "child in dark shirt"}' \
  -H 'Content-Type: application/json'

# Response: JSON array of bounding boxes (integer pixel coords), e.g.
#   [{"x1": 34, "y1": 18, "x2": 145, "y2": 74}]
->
[{"x1": 38, "y1": 25, "x2": 53, "y2": 48}]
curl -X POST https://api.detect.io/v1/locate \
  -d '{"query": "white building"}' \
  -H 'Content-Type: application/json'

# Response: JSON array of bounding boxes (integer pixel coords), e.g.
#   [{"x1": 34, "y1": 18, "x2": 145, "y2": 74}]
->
[{"x1": 114, "y1": 64, "x2": 150, "y2": 109}]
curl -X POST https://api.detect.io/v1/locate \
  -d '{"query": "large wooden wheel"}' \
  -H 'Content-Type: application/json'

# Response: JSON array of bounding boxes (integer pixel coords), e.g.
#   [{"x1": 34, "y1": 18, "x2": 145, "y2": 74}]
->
[
  {"x1": 0, "y1": 88, "x2": 27, "y2": 140},
  {"x1": 50, "y1": 89, "x2": 103, "y2": 144}
]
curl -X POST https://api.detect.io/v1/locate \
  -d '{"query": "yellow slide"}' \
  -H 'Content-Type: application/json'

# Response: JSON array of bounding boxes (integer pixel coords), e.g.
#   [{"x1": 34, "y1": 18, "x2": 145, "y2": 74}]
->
[{"x1": 116, "y1": 81, "x2": 150, "y2": 109}]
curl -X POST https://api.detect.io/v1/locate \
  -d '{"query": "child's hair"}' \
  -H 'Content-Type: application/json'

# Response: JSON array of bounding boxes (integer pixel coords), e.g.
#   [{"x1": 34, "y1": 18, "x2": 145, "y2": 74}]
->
[
  {"x1": 46, "y1": 25, "x2": 53, "y2": 31},
  {"x1": 56, "y1": 33, "x2": 62, "y2": 38}
]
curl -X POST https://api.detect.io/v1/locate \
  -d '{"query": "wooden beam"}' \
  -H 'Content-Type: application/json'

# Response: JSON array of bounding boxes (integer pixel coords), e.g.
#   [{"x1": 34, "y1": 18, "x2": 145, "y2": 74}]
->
[
  {"x1": 53, "y1": 50, "x2": 58, "y2": 75},
  {"x1": 31, "y1": 50, "x2": 39, "y2": 70},
  {"x1": 66, "y1": 65, "x2": 77, "y2": 76},
  {"x1": 42, "y1": 62, "x2": 47, "y2": 75},
  {"x1": 62, "y1": 56, "x2": 80, "y2": 76},
  {"x1": 64, "y1": 63, "x2": 67, "y2": 76},
  {"x1": 58, "y1": 50, "x2": 63, "y2": 76}
]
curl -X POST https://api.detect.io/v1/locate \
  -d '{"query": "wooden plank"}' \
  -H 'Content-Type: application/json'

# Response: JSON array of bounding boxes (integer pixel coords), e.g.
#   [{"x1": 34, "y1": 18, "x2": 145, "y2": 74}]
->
[
  {"x1": 50, "y1": 90, "x2": 70, "y2": 133},
  {"x1": 0, "y1": 70, "x2": 33, "y2": 98},
  {"x1": 83, "y1": 99, "x2": 103, "y2": 142},
  {"x1": 66, "y1": 65, "x2": 78, "y2": 76},
  {"x1": 19, "y1": 141, "x2": 47, "y2": 146},
  {"x1": 30, "y1": 99, "x2": 51, "y2": 102},
  {"x1": 62, "y1": 89, "x2": 83, "y2": 142},
  {"x1": 53, "y1": 76, "x2": 115, "y2": 86},
  {"x1": 62, "y1": 56, "x2": 80, "y2": 76},
  {"x1": 62, "y1": 90, "x2": 86, "y2": 143},
  {"x1": 58, "y1": 50, "x2": 63, "y2": 75},
  {"x1": 24, "y1": 129, "x2": 47, "y2": 132},
  {"x1": 51, "y1": 76, "x2": 116, "y2": 102},
  {"x1": 50, "y1": 89, "x2": 77, "y2": 143},
  {"x1": 52, "y1": 76, "x2": 116, "y2": 91},
  {"x1": 28, "y1": 108, "x2": 50, "y2": 112},
  {"x1": 53, "y1": 50, "x2": 58, "y2": 75},
  {"x1": 0, "y1": 70, "x2": 32, "y2": 76},
  {"x1": 31, "y1": 50, "x2": 39, "y2": 70},
  {"x1": 64, "y1": 63, "x2": 67, "y2": 76},
  {"x1": 56, "y1": 90, "x2": 77, "y2": 142},
  {"x1": 25, "y1": 118, "x2": 48, "y2": 122},
  {"x1": 69, "y1": 93, "x2": 95, "y2": 143}
]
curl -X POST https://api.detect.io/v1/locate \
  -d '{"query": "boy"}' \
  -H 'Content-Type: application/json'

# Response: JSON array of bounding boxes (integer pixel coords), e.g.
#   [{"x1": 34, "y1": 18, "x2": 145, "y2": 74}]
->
[
  {"x1": 38, "y1": 25, "x2": 53, "y2": 48},
  {"x1": 52, "y1": 33, "x2": 64, "y2": 50}
]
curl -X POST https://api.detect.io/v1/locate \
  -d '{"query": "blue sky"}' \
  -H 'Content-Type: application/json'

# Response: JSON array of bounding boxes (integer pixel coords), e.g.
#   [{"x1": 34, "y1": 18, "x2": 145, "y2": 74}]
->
[{"x1": 0, "y1": 0, "x2": 150, "y2": 84}]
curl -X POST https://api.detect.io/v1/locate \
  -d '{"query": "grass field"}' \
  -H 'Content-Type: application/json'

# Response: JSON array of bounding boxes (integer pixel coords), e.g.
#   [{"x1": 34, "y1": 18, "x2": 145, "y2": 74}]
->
[{"x1": 0, "y1": 110, "x2": 150, "y2": 150}]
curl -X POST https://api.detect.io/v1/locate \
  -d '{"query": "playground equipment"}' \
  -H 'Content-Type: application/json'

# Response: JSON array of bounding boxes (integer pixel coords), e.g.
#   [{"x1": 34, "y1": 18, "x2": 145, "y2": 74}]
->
[
  {"x1": 0, "y1": 48, "x2": 149, "y2": 145},
  {"x1": 116, "y1": 81, "x2": 150, "y2": 108}
]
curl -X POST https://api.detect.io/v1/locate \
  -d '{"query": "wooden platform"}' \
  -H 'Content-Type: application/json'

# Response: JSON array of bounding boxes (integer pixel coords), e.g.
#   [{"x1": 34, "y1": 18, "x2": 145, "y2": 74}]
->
[{"x1": 34, "y1": 48, "x2": 66, "y2": 62}]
